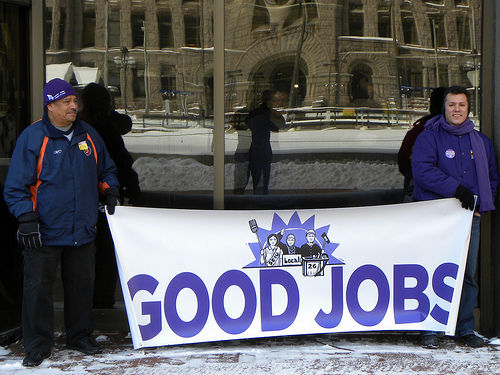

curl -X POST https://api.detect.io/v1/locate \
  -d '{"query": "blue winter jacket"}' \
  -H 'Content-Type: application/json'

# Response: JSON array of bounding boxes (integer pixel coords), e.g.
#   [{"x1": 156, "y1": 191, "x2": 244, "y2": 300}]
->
[
  {"x1": 4, "y1": 113, "x2": 119, "y2": 246},
  {"x1": 412, "y1": 126, "x2": 498, "y2": 213}
]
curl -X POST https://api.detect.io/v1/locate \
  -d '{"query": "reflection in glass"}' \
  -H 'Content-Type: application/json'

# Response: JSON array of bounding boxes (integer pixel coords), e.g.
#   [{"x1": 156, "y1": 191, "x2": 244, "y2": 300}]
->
[
  {"x1": 40, "y1": 1, "x2": 482, "y2": 201},
  {"x1": 0, "y1": 4, "x2": 28, "y2": 158},
  {"x1": 349, "y1": 1, "x2": 364, "y2": 36},
  {"x1": 158, "y1": 10, "x2": 174, "y2": 49},
  {"x1": 224, "y1": 0, "x2": 482, "y2": 197},
  {"x1": 82, "y1": 6, "x2": 96, "y2": 48},
  {"x1": 131, "y1": 12, "x2": 144, "y2": 48},
  {"x1": 108, "y1": 9, "x2": 120, "y2": 48}
]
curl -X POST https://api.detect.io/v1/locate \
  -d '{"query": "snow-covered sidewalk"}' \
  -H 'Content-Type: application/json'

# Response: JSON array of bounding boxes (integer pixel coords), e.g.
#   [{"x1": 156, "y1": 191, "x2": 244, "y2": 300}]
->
[{"x1": 1, "y1": 332, "x2": 499, "y2": 374}]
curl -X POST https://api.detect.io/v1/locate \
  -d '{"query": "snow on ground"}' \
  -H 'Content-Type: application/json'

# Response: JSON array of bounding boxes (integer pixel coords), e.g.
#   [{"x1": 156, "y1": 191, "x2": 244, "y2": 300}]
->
[
  {"x1": 126, "y1": 125, "x2": 406, "y2": 192},
  {"x1": 1, "y1": 333, "x2": 499, "y2": 374},
  {"x1": 133, "y1": 156, "x2": 403, "y2": 192}
]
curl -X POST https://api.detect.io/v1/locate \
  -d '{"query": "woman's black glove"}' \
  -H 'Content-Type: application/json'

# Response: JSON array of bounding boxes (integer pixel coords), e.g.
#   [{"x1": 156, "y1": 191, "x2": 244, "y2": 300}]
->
[
  {"x1": 105, "y1": 187, "x2": 120, "y2": 215},
  {"x1": 17, "y1": 212, "x2": 42, "y2": 249},
  {"x1": 453, "y1": 184, "x2": 475, "y2": 211}
]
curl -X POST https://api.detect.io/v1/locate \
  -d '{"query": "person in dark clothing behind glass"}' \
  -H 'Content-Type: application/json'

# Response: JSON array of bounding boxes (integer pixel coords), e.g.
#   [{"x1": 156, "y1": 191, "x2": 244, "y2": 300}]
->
[
  {"x1": 79, "y1": 83, "x2": 141, "y2": 309},
  {"x1": 398, "y1": 87, "x2": 446, "y2": 202},
  {"x1": 246, "y1": 90, "x2": 285, "y2": 194}
]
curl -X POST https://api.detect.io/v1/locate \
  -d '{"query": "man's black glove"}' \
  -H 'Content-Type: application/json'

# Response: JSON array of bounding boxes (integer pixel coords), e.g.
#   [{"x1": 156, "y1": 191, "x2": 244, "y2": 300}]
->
[
  {"x1": 453, "y1": 184, "x2": 475, "y2": 211},
  {"x1": 17, "y1": 212, "x2": 42, "y2": 249},
  {"x1": 105, "y1": 187, "x2": 120, "y2": 215}
]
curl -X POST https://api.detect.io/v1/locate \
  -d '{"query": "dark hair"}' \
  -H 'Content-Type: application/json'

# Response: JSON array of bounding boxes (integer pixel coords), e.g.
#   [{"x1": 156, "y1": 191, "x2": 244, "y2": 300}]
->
[
  {"x1": 443, "y1": 86, "x2": 470, "y2": 115},
  {"x1": 261, "y1": 90, "x2": 273, "y2": 106},
  {"x1": 267, "y1": 233, "x2": 278, "y2": 245},
  {"x1": 80, "y1": 83, "x2": 112, "y2": 118},
  {"x1": 429, "y1": 87, "x2": 446, "y2": 116}
]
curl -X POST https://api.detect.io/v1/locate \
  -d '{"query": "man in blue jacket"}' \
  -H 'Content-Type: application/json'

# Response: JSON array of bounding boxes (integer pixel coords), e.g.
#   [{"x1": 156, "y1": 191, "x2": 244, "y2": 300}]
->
[
  {"x1": 412, "y1": 86, "x2": 498, "y2": 349},
  {"x1": 3, "y1": 78, "x2": 120, "y2": 367}
]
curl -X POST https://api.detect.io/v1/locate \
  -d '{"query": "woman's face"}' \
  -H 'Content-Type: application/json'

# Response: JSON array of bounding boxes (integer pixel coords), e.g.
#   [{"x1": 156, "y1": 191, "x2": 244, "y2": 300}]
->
[
  {"x1": 286, "y1": 234, "x2": 295, "y2": 246},
  {"x1": 269, "y1": 236, "x2": 277, "y2": 246}
]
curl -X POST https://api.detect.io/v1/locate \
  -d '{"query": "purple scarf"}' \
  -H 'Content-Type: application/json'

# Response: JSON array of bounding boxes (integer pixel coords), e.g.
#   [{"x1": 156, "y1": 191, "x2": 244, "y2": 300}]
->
[{"x1": 425, "y1": 115, "x2": 494, "y2": 212}]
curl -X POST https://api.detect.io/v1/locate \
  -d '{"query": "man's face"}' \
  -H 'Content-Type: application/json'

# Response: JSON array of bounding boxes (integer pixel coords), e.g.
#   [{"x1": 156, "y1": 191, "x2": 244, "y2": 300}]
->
[
  {"x1": 47, "y1": 95, "x2": 78, "y2": 127},
  {"x1": 286, "y1": 234, "x2": 295, "y2": 246},
  {"x1": 306, "y1": 232, "x2": 315, "y2": 243},
  {"x1": 444, "y1": 93, "x2": 468, "y2": 126}
]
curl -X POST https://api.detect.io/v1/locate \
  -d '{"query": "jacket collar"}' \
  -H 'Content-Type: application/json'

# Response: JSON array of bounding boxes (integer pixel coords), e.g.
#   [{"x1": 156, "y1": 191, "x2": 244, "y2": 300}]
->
[{"x1": 42, "y1": 112, "x2": 86, "y2": 138}]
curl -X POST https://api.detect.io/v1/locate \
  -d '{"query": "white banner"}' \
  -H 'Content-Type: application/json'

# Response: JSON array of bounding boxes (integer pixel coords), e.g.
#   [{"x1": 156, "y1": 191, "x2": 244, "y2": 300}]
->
[{"x1": 107, "y1": 199, "x2": 473, "y2": 349}]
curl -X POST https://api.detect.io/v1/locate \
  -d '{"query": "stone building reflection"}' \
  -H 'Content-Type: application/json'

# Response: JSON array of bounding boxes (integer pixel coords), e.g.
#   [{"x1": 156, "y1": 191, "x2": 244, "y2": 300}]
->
[{"x1": 44, "y1": 0, "x2": 481, "y2": 115}]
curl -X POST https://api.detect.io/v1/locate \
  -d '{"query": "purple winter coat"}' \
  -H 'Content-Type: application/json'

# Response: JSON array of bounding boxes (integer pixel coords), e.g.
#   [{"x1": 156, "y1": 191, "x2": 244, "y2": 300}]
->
[{"x1": 412, "y1": 126, "x2": 498, "y2": 213}]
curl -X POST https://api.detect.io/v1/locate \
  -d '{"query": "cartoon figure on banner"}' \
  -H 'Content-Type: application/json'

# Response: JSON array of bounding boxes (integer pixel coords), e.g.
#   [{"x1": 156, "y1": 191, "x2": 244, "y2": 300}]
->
[
  {"x1": 260, "y1": 233, "x2": 283, "y2": 267},
  {"x1": 247, "y1": 212, "x2": 343, "y2": 276},
  {"x1": 301, "y1": 232, "x2": 330, "y2": 277},
  {"x1": 298, "y1": 230, "x2": 322, "y2": 258},
  {"x1": 277, "y1": 229, "x2": 298, "y2": 255}
]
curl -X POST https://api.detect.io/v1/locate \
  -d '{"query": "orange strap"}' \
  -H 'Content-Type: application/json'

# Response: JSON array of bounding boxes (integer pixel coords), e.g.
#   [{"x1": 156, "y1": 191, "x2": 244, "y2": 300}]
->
[
  {"x1": 30, "y1": 136, "x2": 49, "y2": 211},
  {"x1": 30, "y1": 134, "x2": 106, "y2": 209},
  {"x1": 86, "y1": 133, "x2": 98, "y2": 165}
]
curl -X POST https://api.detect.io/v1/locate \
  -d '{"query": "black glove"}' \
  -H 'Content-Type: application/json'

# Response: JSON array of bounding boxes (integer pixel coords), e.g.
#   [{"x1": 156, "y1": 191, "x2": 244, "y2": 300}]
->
[
  {"x1": 453, "y1": 184, "x2": 475, "y2": 211},
  {"x1": 105, "y1": 187, "x2": 120, "y2": 215},
  {"x1": 17, "y1": 212, "x2": 42, "y2": 249}
]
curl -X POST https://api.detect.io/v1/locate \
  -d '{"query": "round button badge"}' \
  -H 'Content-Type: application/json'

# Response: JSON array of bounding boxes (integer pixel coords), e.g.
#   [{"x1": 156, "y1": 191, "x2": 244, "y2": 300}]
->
[{"x1": 445, "y1": 149, "x2": 456, "y2": 159}]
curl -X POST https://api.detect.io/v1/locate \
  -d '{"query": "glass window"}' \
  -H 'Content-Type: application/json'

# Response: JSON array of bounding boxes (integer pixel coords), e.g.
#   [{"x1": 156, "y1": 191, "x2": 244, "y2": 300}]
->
[
  {"x1": 223, "y1": 0, "x2": 482, "y2": 202},
  {"x1": 401, "y1": 10, "x2": 418, "y2": 45},
  {"x1": 401, "y1": 60, "x2": 423, "y2": 94},
  {"x1": 131, "y1": 12, "x2": 144, "y2": 48},
  {"x1": 158, "y1": 10, "x2": 174, "y2": 48},
  {"x1": 160, "y1": 64, "x2": 176, "y2": 91},
  {"x1": 378, "y1": 5, "x2": 391, "y2": 38},
  {"x1": 349, "y1": 2, "x2": 363, "y2": 36},
  {"x1": 108, "y1": 8, "x2": 120, "y2": 48},
  {"x1": 183, "y1": 0, "x2": 200, "y2": 47},
  {"x1": 108, "y1": 63, "x2": 121, "y2": 98},
  {"x1": 40, "y1": 1, "x2": 483, "y2": 209},
  {"x1": 58, "y1": 7, "x2": 66, "y2": 50},
  {"x1": 184, "y1": 15, "x2": 201, "y2": 47},
  {"x1": 132, "y1": 65, "x2": 146, "y2": 98},
  {"x1": 82, "y1": 8, "x2": 96, "y2": 48},
  {"x1": 428, "y1": 13, "x2": 446, "y2": 48},
  {"x1": 252, "y1": 0, "x2": 269, "y2": 31},
  {"x1": 457, "y1": 13, "x2": 471, "y2": 50},
  {"x1": 0, "y1": 3, "x2": 29, "y2": 158}
]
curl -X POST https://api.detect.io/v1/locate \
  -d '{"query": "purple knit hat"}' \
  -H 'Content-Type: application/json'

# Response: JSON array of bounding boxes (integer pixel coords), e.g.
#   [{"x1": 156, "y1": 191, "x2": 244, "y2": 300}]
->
[{"x1": 43, "y1": 78, "x2": 77, "y2": 106}]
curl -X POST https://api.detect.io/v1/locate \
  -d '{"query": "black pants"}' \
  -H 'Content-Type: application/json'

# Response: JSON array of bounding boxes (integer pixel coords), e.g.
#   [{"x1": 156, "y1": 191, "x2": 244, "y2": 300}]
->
[
  {"x1": 93, "y1": 212, "x2": 118, "y2": 308},
  {"x1": 250, "y1": 159, "x2": 271, "y2": 195},
  {"x1": 22, "y1": 242, "x2": 96, "y2": 355}
]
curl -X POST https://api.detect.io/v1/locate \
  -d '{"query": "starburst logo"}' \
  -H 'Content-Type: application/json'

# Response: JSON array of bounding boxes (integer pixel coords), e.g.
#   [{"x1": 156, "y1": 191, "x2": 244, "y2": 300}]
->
[{"x1": 245, "y1": 211, "x2": 343, "y2": 275}]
